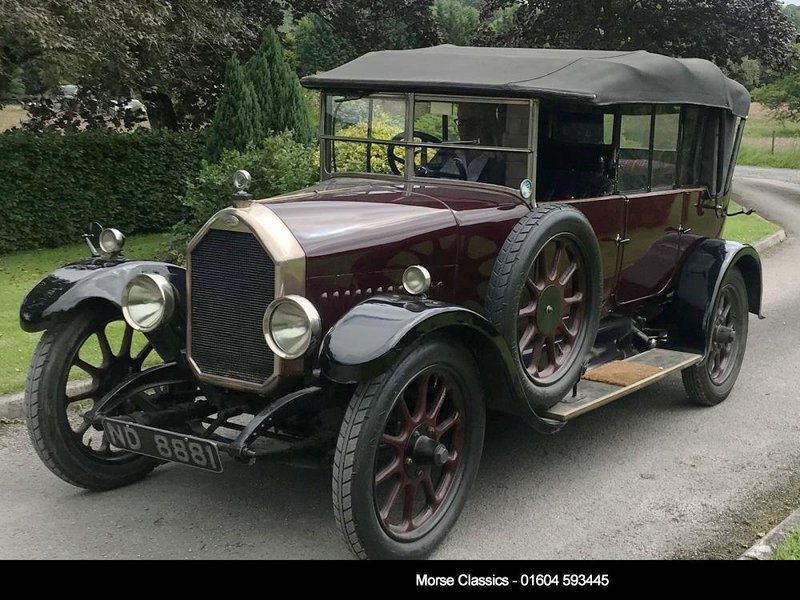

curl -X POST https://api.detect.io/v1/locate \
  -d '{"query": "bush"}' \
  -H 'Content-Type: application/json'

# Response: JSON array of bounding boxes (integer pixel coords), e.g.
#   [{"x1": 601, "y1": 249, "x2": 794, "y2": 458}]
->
[
  {"x1": 169, "y1": 132, "x2": 318, "y2": 261},
  {"x1": 0, "y1": 129, "x2": 206, "y2": 254}
]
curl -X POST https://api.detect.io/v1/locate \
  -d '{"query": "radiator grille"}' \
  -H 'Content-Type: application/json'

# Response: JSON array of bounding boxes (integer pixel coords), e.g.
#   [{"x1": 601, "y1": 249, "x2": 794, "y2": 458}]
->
[{"x1": 189, "y1": 229, "x2": 275, "y2": 384}]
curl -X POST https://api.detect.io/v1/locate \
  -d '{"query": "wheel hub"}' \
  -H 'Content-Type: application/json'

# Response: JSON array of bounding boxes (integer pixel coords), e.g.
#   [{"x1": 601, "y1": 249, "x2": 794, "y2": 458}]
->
[
  {"x1": 410, "y1": 432, "x2": 449, "y2": 468},
  {"x1": 536, "y1": 285, "x2": 563, "y2": 335}
]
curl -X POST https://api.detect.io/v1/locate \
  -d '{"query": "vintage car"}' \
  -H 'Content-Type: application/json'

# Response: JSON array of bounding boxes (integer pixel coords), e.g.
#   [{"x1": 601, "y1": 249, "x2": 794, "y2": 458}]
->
[{"x1": 20, "y1": 47, "x2": 760, "y2": 560}]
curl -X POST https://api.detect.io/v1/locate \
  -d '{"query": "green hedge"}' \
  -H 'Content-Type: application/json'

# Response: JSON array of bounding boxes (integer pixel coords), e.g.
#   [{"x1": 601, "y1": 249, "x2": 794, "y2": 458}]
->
[{"x1": 0, "y1": 129, "x2": 206, "y2": 254}]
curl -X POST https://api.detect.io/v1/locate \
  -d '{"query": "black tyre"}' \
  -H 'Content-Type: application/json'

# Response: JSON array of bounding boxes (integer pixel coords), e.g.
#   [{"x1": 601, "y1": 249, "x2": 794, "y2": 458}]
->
[
  {"x1": 332, "y1": 340, "x2": 485, "y2": 559},
  {"x1": 682, "y1": 267, "x2": 749, "y2": 406},
  {"x1": 24, "y1": 305, "x2": 165, "y2": 490},
  {"x1": 486, "y1": 204, "x2": 602, "y2": 410}
]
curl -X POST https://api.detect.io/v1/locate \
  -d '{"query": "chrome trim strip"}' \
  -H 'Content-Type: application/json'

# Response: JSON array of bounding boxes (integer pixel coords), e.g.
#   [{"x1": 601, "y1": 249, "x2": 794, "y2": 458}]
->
[{"x1": 186, "y1": 203, "x2": 306, "y2": 393}]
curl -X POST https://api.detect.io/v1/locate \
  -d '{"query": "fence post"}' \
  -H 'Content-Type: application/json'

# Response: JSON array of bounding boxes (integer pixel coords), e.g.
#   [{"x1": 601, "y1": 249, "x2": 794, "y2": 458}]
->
[{"x1": 772, "y1": 131, "x2": 776, "y2": 155}]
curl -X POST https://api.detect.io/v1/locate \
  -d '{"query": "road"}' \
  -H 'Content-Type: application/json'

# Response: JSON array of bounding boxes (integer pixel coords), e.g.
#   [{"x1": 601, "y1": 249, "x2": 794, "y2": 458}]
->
[{"x1": 1, "y1": 166, "x2": 799, "y2": 560}]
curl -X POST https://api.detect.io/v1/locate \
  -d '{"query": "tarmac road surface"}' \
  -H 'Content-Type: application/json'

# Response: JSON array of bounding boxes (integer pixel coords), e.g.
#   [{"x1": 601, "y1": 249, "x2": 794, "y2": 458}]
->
[{"x1": 0, "y1": 166, "x2": 799, "y2": 559}]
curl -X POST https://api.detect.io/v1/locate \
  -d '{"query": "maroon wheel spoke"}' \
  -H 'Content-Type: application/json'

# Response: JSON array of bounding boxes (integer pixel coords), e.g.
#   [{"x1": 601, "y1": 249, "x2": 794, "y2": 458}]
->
[
  {"x1": 422, "y1": 475, "x2": 441, "y2": 509},
  {"x1": 429, "y1": 384, "x2": 447, "y2": 420},
  {"x1": 549, "y1": 241, "x2": 564, "y2": 281},
  {"x1": 558, "y1": 320, "x2": 578, "y2": 340},
  {"x1": 525, "y1": 277, "x2": 543, "y2": 296},
  {"x1": 527, "y1": 335, "x2": 544, "y2": 375},
  {"x1": 519, "y1": 323, "x2": 536, "y2": 351},
  {"x1": 563, "y1": 292, "x2": 584, "y2": 306},
  {"x1": 396, "y1": 395, "x2": 413, "y2": 425},
  {"x1": 436, "y1": 411, "x2": 460, "y2": 437},
  {"x1": 381, "y1": 432, "x2": 405, "y2": 450},
  {"x1": 559, "y1": 261, "x2": 578, "y2": 286},
  {"x1": 402, "y1": 482, "x2": 418, "y2": 529},
  {"x1": 519, "y1": 302, "x2": 537, "y2": 319},
  {"x1": 380, "y1": 480, "x2": 404, "y2": 520},
  {"x1": 413, "y1": 373, "x2": 431, "y2": 420},
  {"x1": 375, "y1": 458, "x2": 401, "y2": 485},
  {"x1": 545, "y1": 337, "x2": 558, "y2": 366}
]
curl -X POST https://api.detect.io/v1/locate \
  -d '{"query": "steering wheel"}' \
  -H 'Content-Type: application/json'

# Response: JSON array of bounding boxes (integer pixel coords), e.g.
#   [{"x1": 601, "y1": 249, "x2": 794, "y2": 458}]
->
[{"x1": 387, "y1": 131, "x2": 468, "y2": 181}]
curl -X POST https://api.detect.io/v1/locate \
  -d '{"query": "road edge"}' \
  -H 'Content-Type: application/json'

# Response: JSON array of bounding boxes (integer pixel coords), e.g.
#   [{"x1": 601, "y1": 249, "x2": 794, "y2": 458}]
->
[
  {"x1": 752, "y1": 228, "x2": 786, "y2": 254},
  {"x1": 739, "y1": 506, "x2": 800, "y2": 560}
]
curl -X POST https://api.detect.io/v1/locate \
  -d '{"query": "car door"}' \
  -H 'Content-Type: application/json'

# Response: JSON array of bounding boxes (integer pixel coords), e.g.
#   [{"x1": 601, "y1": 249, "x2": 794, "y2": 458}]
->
[{"x1": 613, "y1": 106, "x2": 684, "y2": 306}]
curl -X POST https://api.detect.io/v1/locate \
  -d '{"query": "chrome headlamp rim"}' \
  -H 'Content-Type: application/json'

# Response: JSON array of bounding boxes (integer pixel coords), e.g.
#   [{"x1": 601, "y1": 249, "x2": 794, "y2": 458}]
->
[
  {"x1": 98, "y1": 228, "x2": 125, "y2": 254},
  {"x1": 121, "y1": 273, "x2": 176, "y2": 333},
  {"x1": 263, "y1": 295, "x2": 321, "y2": 360},
  {"x1": 402, "y1": 265, "x2": 432, "y2": 295}
]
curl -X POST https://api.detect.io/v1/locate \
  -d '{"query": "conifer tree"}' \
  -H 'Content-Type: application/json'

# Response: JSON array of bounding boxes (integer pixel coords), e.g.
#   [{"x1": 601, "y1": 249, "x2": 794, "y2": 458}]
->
[{"x1": 206, "y1": 56, "x2": 263, "y2": 161}]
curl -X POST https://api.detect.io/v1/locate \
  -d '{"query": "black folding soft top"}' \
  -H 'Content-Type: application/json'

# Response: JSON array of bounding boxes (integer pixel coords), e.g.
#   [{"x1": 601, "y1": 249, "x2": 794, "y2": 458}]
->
[{"x1": 302, "y1": 46, "x2": 751, "y2": 118}]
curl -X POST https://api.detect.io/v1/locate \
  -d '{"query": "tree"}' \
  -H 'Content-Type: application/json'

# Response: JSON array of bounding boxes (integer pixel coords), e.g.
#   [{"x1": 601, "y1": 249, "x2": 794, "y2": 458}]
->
[
  {"x1": 290, "y1": 13, "x2": 357, "y2": 77},
  {"x1": 206, "y1": 57, "x2": 263, "y2": 162},
  {"x1": 480, "y1": 0, "x2": 798, "y2": 74},
  {"x1": 753, "y1": 74, "x2": 800, "y2": 121},
  {"x1": 433, "y1": 0, "x2": 481, "y2": 46},
  {"x1": 1, "y1": 1, "x2": 282, "y2": 128},
  {"x1": 288, "y1": 0, "x2": 440, "y2": 57},
  {"x1": 785, "y1": 4, "x2": 800, "y2": 34},
  {"x1": 246, "y1": 28, "x2": 314, "y2": 144}
]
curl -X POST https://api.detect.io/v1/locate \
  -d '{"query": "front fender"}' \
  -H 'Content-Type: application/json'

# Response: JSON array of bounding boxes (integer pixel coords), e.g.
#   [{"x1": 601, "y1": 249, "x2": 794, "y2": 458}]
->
[
  {"x1": 319, "y1": 296, "x2": 564, "y2": 434},
  {"x1": 662, "y1": 239, "x2": 762, "y2": 357},
  {"x1": 20, "y1": 258, "x2": 186, "y2": 333}
]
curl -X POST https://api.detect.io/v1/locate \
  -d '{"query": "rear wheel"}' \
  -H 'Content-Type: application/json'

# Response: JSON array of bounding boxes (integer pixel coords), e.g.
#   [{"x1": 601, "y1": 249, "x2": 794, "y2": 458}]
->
[
  {"x1": 24, "y1": 305, "x2": 170, "y2": 490},
  {"x1": 682, "y1": 267, "x2": 749, "y2": 406},
  {"x1": 332, "y1": 340, "x2": 485, "y2": 559}
]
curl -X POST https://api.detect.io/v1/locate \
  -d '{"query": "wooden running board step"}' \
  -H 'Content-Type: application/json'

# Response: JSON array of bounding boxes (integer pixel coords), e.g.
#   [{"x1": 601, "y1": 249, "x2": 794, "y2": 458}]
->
[{"x1": 543, "y1": 348, "x2": 703, "y2": 422}]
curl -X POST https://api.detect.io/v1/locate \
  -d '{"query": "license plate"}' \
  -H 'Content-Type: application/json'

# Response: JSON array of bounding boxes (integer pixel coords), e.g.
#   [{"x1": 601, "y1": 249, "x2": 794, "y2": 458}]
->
[{"x1": 102, "y1": 418, "x2": 223, "y2": 473}]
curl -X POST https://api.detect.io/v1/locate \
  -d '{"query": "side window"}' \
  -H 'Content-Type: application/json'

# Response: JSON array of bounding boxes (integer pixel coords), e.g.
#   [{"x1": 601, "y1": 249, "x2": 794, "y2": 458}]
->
[
  {"x1": 679, "y1": 106, "x2": 704, "y2": 186},
  {"x1": 618, "y1": 107, "x2": 652, "y2": 193},
  {"x1": 651, "y1": 106, "x2": 680, "y2": 189}
]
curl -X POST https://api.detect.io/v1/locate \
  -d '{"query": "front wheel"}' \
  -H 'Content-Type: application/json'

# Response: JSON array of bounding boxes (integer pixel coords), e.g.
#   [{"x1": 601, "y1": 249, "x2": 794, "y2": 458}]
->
[
  {"x1": 682, "y1": 267, "x2": 749, "y2": 406},
  {"x1": 24, "y1": 305, "x2": 170, "y2": 490},
  {"x1": 332, "y1": 340, "x2": 485, "y2": 559}
]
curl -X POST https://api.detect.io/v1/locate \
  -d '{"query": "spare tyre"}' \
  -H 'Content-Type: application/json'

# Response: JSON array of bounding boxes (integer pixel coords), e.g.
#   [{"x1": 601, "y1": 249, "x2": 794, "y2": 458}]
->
[{"x1": 486, "y1": 203, "x2": 602, "y2": 411}]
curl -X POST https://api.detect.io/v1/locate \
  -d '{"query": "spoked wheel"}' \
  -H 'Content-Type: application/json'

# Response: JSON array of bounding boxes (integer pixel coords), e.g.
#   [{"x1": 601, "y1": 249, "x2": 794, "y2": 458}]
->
[
  {"x1": 683, "y1": 267, "x2": 749, "y2": 406},
  {"x1": 517, "y1": 234, "x2": 587, "y2": 383},
  {"x1": 333, "y1": 340, "x2": 485, "y2": 559},
  {"x1": 24, "y1": 304, "x2": 175, "y2": 490},
  {"x1": 487, "y1": 204, "x2": 602, "y2": 410}
]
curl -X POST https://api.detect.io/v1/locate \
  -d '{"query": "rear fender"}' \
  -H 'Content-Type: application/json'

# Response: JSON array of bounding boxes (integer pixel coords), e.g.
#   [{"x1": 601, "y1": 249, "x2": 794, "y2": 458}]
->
[{"x1": 661, "y1": 239, "x2": 762, "y2": 358}]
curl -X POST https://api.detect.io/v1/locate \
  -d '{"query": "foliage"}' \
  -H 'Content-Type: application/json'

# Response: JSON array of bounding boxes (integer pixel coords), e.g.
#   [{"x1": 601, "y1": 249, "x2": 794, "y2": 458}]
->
[
  {"x1": 772, "y1": 531, "x2": 800, "y2": 560},
  {"x1": 785, "y1": 4, "x2": 800, "y2": 33},
  {"x1": 433, "y1": 0, "x2": 481, "y2": 45},
  {"x1": 480, "y1": 0, "x2": 798, "y2": 73},
  {"x1": 206, "y1": 57, "x2": 262, "y2": 162},
  {"x1": 331, "y1": 121, "x2": 402, "y2": 174},
  {"x1": 171, "y1": 132, "x2": 318, "y2": 259},
  {"x1": 290, "y1": 13, "x2": 357, "y2": 77},
  {"x1": 0, "y1": 0, "x2": 282, "y2": 129},
  {"x1": 289, "y1": 0, "x2": 440, "y2": 57},
  {"x1": 0, "y1": 128, "x2": 206, "y2": 254},
  {"x1": 727, "y1": 57, "x2": 763, "y2": 89},
  {"x1": 252, "y1": 28, "x2": 315, "y2": 144},
  {"x1": 753, "y1": 73, "x2": 800, "y2": 122}
]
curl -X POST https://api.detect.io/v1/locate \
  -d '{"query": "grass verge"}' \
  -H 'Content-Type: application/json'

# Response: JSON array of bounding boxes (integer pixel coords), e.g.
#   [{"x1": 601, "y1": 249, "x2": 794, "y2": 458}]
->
[
  {"x1": 772, "y1": 530, "x2": 800, "y2": 560},
  {"x1": 0, "y1": 233, "x2": 170, "y2": 395},
  {"x1": 723, "y1": 201, "x2": 781, "y2": 246}
]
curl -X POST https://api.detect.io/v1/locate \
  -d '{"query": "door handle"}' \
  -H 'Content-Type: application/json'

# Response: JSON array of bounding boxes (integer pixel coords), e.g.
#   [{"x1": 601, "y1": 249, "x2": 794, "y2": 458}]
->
[
  {"x1": 615, "y1": 233, "x2": 631, "y2": 246},
  {"x1": 666, "y1": 225, "x2": 692, "y2": 235}
]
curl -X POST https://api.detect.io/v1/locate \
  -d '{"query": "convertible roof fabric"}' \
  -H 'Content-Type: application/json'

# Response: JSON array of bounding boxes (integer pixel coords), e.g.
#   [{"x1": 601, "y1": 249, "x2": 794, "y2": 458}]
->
[{"x1": 302, "y1": 46, "x2": 750, "y2": 117}]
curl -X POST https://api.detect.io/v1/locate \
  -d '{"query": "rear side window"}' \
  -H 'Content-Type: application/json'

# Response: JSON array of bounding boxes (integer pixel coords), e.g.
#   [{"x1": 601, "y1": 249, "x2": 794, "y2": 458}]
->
[{"x1": 617, "y1": 105, "x2": 680, "y2": 192}]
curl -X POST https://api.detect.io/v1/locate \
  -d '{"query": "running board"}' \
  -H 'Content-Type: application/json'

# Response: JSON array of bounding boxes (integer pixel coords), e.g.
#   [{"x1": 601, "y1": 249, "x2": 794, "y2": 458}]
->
[{"x1": 543, "y1": 349, "x2": 703, "y2": 422}]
